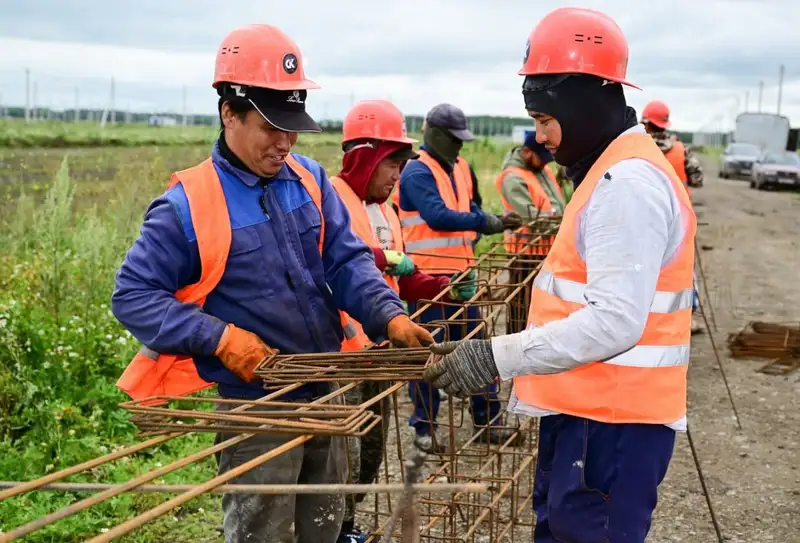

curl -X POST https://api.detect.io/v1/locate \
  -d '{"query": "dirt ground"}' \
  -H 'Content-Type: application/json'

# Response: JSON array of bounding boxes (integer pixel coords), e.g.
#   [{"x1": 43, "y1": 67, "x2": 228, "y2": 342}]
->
[{"x1": 647, "y1": 161, "x2": 800, "y2": 542}]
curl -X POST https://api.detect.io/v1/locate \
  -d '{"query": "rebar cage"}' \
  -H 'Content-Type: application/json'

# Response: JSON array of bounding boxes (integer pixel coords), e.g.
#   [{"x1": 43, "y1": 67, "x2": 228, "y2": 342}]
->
[{"x1": 0, "y1": 217, "x2": 561, "y2": 542}]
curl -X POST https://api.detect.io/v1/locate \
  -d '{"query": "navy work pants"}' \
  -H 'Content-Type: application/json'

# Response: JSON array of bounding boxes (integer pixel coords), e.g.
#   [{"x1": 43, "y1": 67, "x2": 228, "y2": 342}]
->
[
  {"x1": 534, "y1": 414, "x2": 675, "y2": 543},
  {"x1": 407, "y1": 299, "x2": 501, "y2": 436}
]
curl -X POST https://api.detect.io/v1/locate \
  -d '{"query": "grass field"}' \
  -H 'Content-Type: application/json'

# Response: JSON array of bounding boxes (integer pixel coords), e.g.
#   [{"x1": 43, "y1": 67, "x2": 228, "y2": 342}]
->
[{"x1": 0, "y1": 131, "x2": 524, "y2": 541}]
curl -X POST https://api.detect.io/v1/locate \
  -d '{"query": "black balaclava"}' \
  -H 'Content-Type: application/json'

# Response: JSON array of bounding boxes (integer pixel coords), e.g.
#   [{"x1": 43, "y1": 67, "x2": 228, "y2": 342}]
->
[
  {"x1": 423, "y1": 125, "x2": 463, "y2": 167},
  {"x1": 522, "y1": 74, "x2": 638, "y2": 186}
]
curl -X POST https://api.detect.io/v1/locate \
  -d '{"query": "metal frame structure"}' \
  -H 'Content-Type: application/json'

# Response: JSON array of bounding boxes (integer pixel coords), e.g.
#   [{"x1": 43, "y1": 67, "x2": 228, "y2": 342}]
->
[{"x1": 0, "y1": 217, "x2": 561, "y2": 542}]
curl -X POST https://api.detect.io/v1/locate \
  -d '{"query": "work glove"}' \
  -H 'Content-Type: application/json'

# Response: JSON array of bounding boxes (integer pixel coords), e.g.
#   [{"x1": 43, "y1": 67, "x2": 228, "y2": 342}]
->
[
  {"x1": 214, "y1": 324, "x2": 276, "y2": 383},
  {"x1": 501, "y1": 212, "x2": 523, "y2": 230},
  {"x1": 387, "y1": 314, "x2": 434, "y2": 348},
  {"x1": 479, "y1": 213, "x2": 505, "y2": 235},
  {"x1": 423, "y1": 340, "x2": 499, "y2": 398},
  {"x1": 383, "y1": 250, "x2": 416, "y2": 276},
  {"x1": 448, "y1": 269, "x2": 477, "y2": 301}
]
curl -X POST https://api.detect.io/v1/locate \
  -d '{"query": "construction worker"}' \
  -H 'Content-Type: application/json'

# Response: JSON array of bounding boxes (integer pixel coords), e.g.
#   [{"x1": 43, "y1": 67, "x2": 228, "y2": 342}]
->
[
  {"x1": 395, "y1": 103, "x2": 522, "y2": 453},
  {"x1": 424, "y1": 8, "x2": 696, "y2": 543},
  {"x1": 641, "y1": 100, "x2": 705, "y2": 334},
  {"x1": 641, "y1": 100, "x2": 705, "y2": 189},
  {"x1": 332, "y1": 99, "x2": 477, "y2": 543},
  {"x1": 110, "y1": 25, "x2": 433, "y2": 543}
]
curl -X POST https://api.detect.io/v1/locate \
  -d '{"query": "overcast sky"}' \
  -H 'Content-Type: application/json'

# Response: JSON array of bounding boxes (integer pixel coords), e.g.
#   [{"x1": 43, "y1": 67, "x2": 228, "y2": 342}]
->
[{"x1": 1, "y1": 0, "x2": 798, "y2": 131}]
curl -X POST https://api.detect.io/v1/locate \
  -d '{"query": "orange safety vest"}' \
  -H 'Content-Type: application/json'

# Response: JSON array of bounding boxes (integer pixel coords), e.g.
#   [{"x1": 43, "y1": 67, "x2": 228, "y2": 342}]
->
[
  {"x1": 494, "y1": 164, "x2": 563, "y2": 256},
  {"x1": 513, "y1": 132, "x2": 697, "y2": 425},
  {"x1": 116, "y1": 155, "x2": 360, "y2": 400},
  {"x1": 331, "y1": 176, "x2": 403, "y2": 350},
  {"x1": 396, "y1": 150, "x2": 476, "y2": 274},
  {"x1": 665, "y1": 140, "x2": 690, "y2": 196}
]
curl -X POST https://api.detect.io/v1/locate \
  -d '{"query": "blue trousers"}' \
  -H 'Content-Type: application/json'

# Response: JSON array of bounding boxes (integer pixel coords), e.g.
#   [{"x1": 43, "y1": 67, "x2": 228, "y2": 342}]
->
[
  {"x1": 534, "y1": 415, "x2": 675, "y2": 543},
  {"x1": 407, "y1": 299, "x2": 501, "y2": 436}
]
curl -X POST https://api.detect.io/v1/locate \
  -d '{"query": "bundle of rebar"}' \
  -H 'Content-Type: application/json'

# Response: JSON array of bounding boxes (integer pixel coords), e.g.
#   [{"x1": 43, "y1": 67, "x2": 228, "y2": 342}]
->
[{"x1": 727, "y1": 320, "x2": 800, "y2": 374}]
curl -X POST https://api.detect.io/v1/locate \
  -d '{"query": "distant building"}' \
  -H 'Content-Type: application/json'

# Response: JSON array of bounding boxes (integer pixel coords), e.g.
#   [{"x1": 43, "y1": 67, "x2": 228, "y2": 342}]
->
[
  {"x1": 148, "y1": 115, "x2": 178, "y2": 127},
  {"x1": 511, "y1": 125, "x2": 534, "y2": 144}
]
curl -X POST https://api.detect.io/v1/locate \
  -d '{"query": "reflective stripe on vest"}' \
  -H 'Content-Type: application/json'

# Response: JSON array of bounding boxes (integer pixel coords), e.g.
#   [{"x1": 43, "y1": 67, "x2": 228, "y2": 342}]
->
[
  {"x1": 331, "y1": 175, "x2": 403, "y2": 351},
  {"x1": 494, "y1": 165, "x2": 562, "y2": 255},
  {"x1": 513, "y1": 132, "x2": 697, "y2": 425},
  {"x1": 116, "y1": 154, "x2": 339, "y2": 400},
  {"x1": 396, "y1": 150, "x2": 475, "y2": 274}
]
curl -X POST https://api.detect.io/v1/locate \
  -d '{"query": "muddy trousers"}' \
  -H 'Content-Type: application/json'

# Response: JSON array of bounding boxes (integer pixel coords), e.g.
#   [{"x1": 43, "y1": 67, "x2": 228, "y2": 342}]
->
[
  {"x1": 342, "y1": 382, "x2": 390, "y2": 527},
  {"x1": 214, "y1": 401, "x2": 348, "y2": 543},
  {"x1": 533, "y1": 414, "x2": 675, "y2": 543}
]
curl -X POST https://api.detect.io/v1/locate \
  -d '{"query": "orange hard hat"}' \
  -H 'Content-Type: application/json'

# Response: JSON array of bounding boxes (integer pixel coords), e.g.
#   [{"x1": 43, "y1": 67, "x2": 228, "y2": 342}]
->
[
  {"x1": 519, "y1": 7, "x2": 640, "y2": 89},
  {"x1": 642, "y1": 100, "x2": 671, "y2": 129},
  {"x1": 342, "y1": 100, "x2": 417, "y2": 144},
  {"x1": 213, "y1": 24, "x2": 319, "y2": 91}
]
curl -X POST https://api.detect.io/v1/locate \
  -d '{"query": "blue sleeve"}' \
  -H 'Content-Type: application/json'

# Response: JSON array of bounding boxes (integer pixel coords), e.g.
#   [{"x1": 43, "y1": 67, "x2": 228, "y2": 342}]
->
[
  {"x1": 316, "y1": 166, "x2": 406, "y2": 341},
  {"x1": 111, "y1": 195, "x2": 227, "y2": 357},
  {"x1": 399, "y1": 162, "x2": 486, "y2": 232}
]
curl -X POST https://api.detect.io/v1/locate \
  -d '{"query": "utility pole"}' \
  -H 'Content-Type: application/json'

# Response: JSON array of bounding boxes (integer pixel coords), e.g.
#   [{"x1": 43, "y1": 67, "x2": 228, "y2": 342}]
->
[
  {"x1": 777, "y1": 64, "x2": 784, "y2": 115},
  {"x1": 74, "y1": 86, "x2": 80, "y2": 122},
  {"x1": 24, "y1": 68, "x2": 30, "y2": 122},
  {"x1": 181, "y1": 85, "x2": 187, "y2": 126},
  {"x1": 757, "y1": 80, "x2": 763, "y2": 113}
]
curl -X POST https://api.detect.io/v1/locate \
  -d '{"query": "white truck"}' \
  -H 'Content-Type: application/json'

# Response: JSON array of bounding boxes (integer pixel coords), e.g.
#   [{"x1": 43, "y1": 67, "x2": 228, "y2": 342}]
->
[{"x1": 733, "y1": 112, "x2": 791, "y2": 152}]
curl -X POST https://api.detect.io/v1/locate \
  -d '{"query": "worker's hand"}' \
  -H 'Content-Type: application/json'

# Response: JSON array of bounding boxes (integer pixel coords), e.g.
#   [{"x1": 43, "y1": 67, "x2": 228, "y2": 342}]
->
[
  {"x1": 479, "y1": 213, "x2": 505, "y2": 235},
  {"x1": 214, "y1": 324, "x2": 276, "y2": 383},
  {"x1": 501, "y1": 212, "x2": 523, "y2": 230},
  {"x1": 383, "y1": 250, "x2": 416, "y2": 276},
  {"x1": 448, "y1": 269, "x2": 477, "y2": 301},
  {"x1": 423, "y1": 340, "x2": 499, "y2": 398},
  {"x1": 387, "y1": 314, "x2": 434, "y2": 348}
]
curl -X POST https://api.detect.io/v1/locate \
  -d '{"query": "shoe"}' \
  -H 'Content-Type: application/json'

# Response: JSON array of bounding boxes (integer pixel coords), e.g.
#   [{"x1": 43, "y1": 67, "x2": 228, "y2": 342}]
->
[
  {"x1": 414, "y1": 432, "x2": 449, "y2": 454},
  {"x1": 337, "y1": 529, "x2": 368, "y2": 543},
  {"x1": 691, "y1": 315, "x2": 704, "y2": 335},
  {"x1": 474, "y1": 426, "x2": 526, "y2": 446}
]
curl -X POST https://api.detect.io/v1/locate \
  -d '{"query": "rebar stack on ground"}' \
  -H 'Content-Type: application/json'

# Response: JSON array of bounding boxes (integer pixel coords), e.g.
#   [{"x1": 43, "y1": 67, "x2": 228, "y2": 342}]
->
[
  {"x1": 727, "y1": 320, "x2": 800, "y2": 375},
  {"x1": 0, "y1": 216, "x2": 561, "y2": 542}
]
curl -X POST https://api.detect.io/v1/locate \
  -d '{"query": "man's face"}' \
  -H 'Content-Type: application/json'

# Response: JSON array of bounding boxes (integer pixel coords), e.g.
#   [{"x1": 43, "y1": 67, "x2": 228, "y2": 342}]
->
[
  {"x1": 520, "y1": 146, "x2": 545, "y2": 169},
  {"x1": 367, "y1": 157, "x2": 403, "y2": 202},
  {"x1": 527, "y1": 111, "x2": 562, "y2": 157},
  {"x1": 222, "y1": 105, "x2": 298, "y2": 178}
]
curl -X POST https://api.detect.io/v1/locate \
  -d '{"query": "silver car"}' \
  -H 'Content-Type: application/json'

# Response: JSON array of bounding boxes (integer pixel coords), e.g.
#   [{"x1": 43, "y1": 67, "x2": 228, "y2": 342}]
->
[
  {"x1": 750, "y1": 150, "x2": 800, "y2": 190},
  {"x1": 719, "y1": 142, "x2": 761, "y2": 179}
]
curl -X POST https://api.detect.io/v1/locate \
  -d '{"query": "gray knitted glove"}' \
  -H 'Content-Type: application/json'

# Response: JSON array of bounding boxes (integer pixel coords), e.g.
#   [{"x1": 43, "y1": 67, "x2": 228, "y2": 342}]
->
[
  {"x1": 479, "y1": 214, "x2": 505, "y2": 235},
  {"x1": 423, "y1": 340, "x2": 499, "y2": 398}
]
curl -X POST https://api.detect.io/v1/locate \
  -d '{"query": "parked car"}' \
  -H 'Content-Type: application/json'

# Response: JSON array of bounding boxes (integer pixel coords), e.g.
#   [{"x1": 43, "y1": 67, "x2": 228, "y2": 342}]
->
[
  {"x1": 719, "y1": 142, "x2": 761, "y2": 179},
  {"x1": 750, "y1": 150, "x2": 800, "y2": 190}
]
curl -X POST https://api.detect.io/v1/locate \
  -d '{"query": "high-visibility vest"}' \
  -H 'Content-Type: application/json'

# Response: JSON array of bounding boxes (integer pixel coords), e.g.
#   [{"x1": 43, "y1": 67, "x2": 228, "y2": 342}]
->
[
  {"x1": 396, "y1": 150, "x2": 476, "y2": 274},
  {"x1": 494, "y1": 164, "x2": 563, "y2": 256},
  {"x1": 513, "y1": 132, "x2": 697, "y2": 425},
  {"x1": 331, "y1": 176, "x2": 403, "y2": 350},
  {"x1": 665, "y1": 140, "x2": 689, "y2": 196},
  {"x1": 116, "y1": 155, "x2": 361, "y2": 400}
]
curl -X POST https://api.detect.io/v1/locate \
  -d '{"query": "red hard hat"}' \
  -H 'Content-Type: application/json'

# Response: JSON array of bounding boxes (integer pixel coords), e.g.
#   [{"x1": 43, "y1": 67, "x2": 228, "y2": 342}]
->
[
  {"x1": 213, "y1": 24, "x2": 319, "y2": 91},
  {"x1": 342, "y1": 100, "x2": 417, "y2": 144},
  {"x1": 519, "y1": 7, "x2": 640, "y2": 89},
  {"x1": 642, "y1": 100, "x2": 671, "y2": 129}
]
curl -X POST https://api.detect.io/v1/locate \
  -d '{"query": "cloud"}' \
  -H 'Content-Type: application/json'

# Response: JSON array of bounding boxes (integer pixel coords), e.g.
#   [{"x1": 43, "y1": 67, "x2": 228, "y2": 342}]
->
[{"x1": 0, "y1": 0, "x2": 798, "y2": 131}]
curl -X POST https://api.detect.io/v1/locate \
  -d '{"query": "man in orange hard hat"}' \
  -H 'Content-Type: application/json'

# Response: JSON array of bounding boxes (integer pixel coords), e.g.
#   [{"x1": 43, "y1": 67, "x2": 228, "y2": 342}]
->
[
  {"x1": 641, "y1": 100, "x2": 705, "y2": 335},
  {"x1": 641, "y1": 100, "x2": 705, "y2": 189},
  {"x1": 111, "y1": 24, "x2": 433, "y2": 543},
  {"x1": 423, "y1": 8, "x2": 696, "y2": 542},
  {"x1": 332, "y1": 99, "x2": 478, "y2": 543}
]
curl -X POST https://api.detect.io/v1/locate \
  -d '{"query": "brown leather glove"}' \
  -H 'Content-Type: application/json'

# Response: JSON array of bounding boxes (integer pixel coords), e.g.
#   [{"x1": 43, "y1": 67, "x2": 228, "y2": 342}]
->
[
  {"x1": 214, "y1": 324, "x2": 276, "y2": 383},
  {"x1": 387, "y1": 314, "x2": 434, "y2": 348}
]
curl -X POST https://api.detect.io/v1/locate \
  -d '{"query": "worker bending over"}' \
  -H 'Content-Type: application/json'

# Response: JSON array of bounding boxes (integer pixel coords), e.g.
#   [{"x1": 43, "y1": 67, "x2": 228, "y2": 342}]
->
[
  {"x1": 641, "y1": 100, "x2": 704, "y2": 189},
  {"x1": 425, "y1": 8, "x2": 696, "y2": 543},
  {"x1": 111, "y1": 24, "x2": 432, "y2": 543},
  {"x1": 331, "y1": 99, "x2": 476, "y2": 543},
  {"x1": 395, "y1": 102, "x2": 522, "y2": 453}
]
